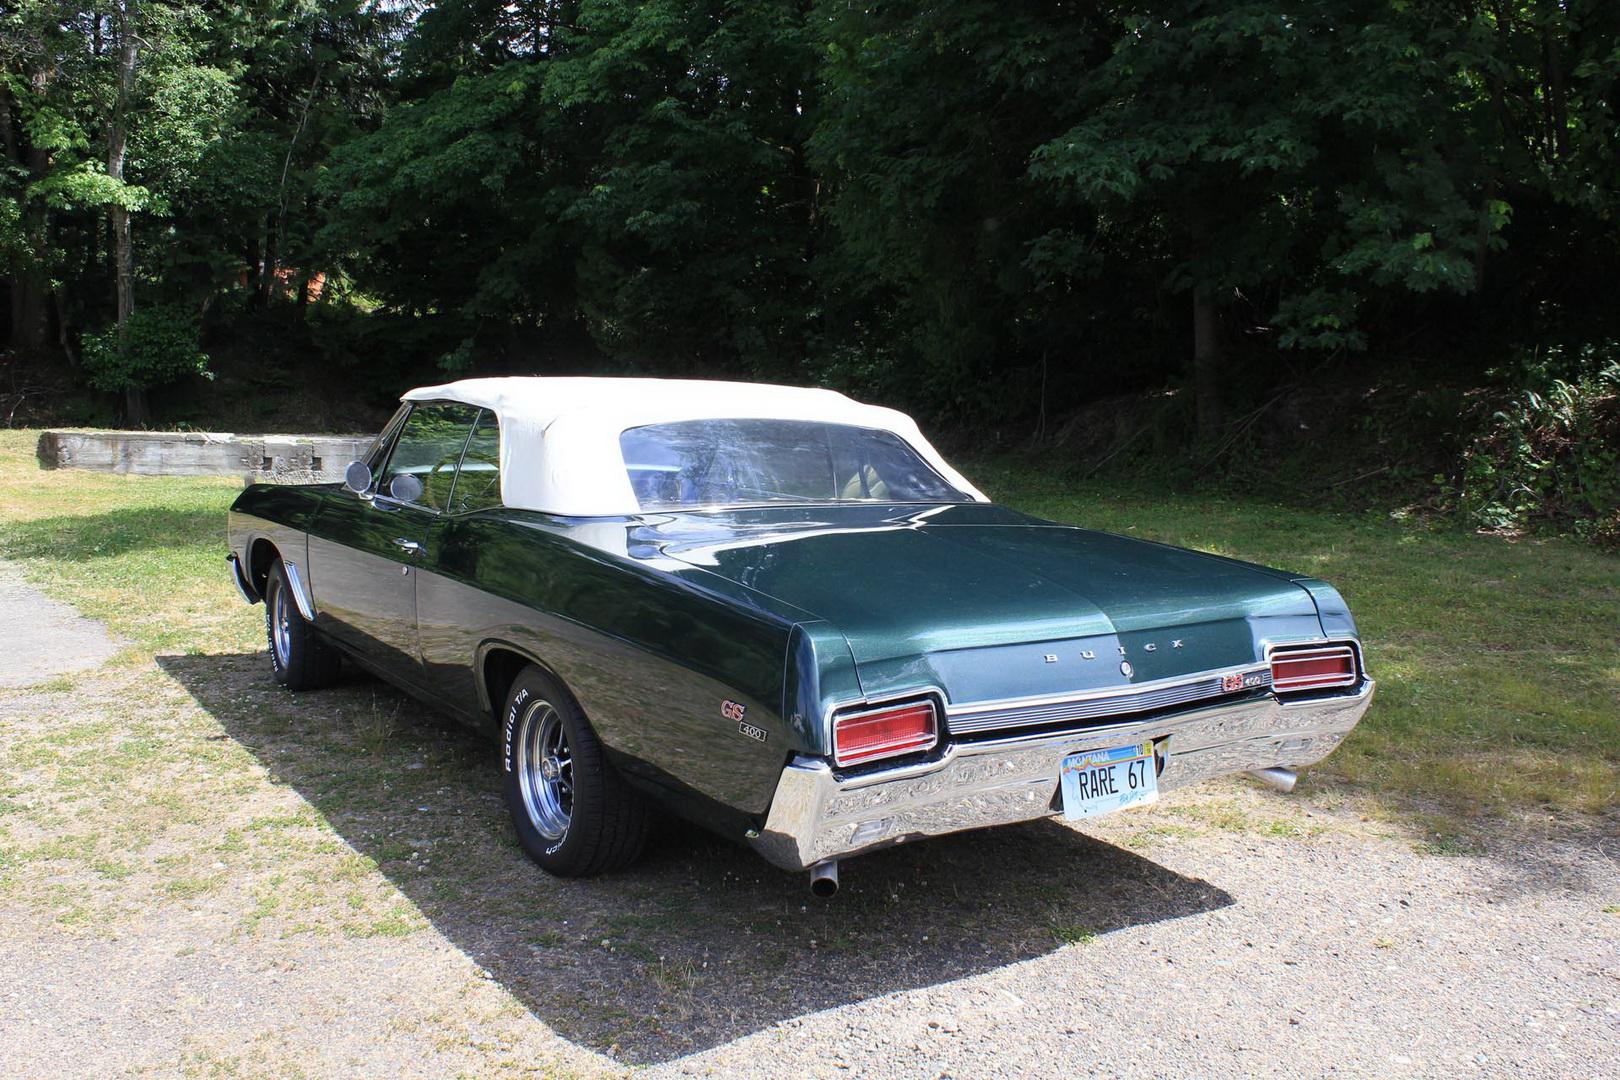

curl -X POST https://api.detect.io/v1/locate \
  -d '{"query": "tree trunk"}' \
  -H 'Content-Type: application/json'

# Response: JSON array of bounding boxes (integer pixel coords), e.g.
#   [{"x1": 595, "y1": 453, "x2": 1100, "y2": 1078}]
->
[
  {"x1": 124, "y1": 386, "x2": 150, "y2": 427},
  {"x1": 53, "y1": 286, "x2": 78, "y2": 368},
  {"x1": 6, "y1": 68, "x2": 53, "y2": 352},
  {"x1": 266, "y1": 64, "x2": 323, "y2": 306},
  {"x1": 0, "y1": 86, "x2": 17, "y2": 164},
  {"x1": 108, "y1": 0, "x2": 139, "y2": 346},
  {"x1": 111, "y1": 201, "x2": 133, "y2": 331},
  {"x1": 1191, "y1": 285, "x2": 1223, "y2": 443},
  {"x1": 108, "y1": 0, "x2": 142, "y2": 424},
  {"x1": 1544, "y1": 20, "x2": 1567, "y2": 162},
  {"x1": 8, "y1": 281, "x2": 51, "y2": 352}
]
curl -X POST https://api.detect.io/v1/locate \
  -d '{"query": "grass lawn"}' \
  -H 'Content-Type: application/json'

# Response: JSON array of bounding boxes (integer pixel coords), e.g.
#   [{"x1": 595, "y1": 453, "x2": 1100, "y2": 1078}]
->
[{"x1": 1, "y1": 429, "x2": 1616, "y2": 820}]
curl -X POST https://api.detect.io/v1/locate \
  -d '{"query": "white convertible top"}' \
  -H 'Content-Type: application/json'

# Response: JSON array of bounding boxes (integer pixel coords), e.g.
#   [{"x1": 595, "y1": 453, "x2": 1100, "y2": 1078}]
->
[{"x1": 401, "y1": 376, "x2": 988, "y2": 516}]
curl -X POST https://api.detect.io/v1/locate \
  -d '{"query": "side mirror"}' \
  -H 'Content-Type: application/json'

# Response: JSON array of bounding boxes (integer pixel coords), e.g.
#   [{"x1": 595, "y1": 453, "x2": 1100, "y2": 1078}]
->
[
  {"x1": 388, "y1": 472, "x2": 424, "y2": 503},
  {"x1": 343, "y1": 460, "x2": 372, "y2": 494}
]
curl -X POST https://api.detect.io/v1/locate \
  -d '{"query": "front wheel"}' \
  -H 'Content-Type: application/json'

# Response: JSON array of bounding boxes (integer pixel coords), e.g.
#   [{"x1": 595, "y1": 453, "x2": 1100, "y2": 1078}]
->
[
  {"x1": 502, "y1": 665, "x2": 648, "y2": 876},
  {"x1": 264, "y1": 558, "x2": 341, "y2": 690}
]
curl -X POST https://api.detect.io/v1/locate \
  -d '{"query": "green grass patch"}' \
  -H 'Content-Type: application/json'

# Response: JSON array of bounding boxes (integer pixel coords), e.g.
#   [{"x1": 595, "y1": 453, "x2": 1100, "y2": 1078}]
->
[
  {"x1": 0, "y1": 429, "x2": 261, "y2": 658},
  {"x1": 1050, "y1": 923, "x2": 1098, "y2": 946}
]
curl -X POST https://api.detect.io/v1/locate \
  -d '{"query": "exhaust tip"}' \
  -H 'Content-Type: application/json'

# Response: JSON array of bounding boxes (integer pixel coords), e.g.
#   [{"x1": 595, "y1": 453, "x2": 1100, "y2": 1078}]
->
[
  {"x1": 808, "y1": 860, "x2": 839, "y2": 898},
  {"x1": 1248, "y1": 767, "x2": 1298, "y2": 793}
]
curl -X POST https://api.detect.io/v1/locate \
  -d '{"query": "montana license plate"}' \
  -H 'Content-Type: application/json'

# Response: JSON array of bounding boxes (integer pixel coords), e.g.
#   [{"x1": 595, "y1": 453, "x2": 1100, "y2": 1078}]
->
[{"x1": 1059, "y1": 741, "x2": 1159, "y2": 820}]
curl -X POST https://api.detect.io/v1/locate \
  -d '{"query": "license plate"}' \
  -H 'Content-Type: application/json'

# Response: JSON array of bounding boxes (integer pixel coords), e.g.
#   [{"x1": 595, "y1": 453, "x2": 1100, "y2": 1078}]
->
[{"x1": 1059, "y1": 741, "x2": 1159, "y2": 820}]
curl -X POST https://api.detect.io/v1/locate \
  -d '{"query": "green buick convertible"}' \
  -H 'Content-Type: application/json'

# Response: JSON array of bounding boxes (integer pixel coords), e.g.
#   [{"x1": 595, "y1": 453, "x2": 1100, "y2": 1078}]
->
[{"x1": 226, "y1": 377, "x2": 1374, "y2": 895}]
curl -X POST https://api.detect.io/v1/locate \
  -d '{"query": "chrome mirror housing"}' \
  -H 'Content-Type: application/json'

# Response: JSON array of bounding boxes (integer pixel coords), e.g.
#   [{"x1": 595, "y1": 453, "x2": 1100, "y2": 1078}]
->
[
  {"x1": 343, "y1": 460, "x2": 372, "y2": 494},
  {"x1": 388, "y1": 472, "x2": 424, "y2": 503}
]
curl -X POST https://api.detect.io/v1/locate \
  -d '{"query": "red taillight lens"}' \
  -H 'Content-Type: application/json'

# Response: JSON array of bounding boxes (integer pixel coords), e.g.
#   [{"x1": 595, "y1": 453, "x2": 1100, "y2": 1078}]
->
[
  {"x1": 833, "y1": 701, "x2": 938, "y2": 767},
  {"x1": 1270, "y1": 644, "x2": 1358, "y2": 694}
]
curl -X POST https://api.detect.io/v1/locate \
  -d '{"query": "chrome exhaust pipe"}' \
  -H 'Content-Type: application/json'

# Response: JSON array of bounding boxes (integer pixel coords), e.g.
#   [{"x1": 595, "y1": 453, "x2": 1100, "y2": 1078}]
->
[
  {"x1": 1248, "y1": 767, "x2": 1297, "y2": 793},
  {"x1": 808, "y1": 860, "x2": 839, "y2": 898}
]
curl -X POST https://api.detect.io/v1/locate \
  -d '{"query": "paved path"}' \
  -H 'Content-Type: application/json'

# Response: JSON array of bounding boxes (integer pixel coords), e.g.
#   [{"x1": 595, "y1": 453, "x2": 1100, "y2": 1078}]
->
[{"x1": 0, "y1": 559, "x2": 121, "y2": 687}]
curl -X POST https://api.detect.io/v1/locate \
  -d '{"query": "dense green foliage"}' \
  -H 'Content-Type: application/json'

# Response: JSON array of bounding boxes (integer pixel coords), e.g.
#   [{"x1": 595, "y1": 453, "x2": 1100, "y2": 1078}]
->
[
  {"x1": 1458, "y1": 346, "x2": 1620, "y2": 541},
  {"x1": 80, "y1": 299, "x2": 210, "y2": 393},
  {"x1": 4, "y1": 1, "x2": 1618, "y2": 533}
]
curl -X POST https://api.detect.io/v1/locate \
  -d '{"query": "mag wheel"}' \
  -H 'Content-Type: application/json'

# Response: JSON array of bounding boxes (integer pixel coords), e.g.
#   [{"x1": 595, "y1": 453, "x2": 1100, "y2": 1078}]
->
[{"x1": 502, "y1": 664, "x2": 648, "y2": 876}]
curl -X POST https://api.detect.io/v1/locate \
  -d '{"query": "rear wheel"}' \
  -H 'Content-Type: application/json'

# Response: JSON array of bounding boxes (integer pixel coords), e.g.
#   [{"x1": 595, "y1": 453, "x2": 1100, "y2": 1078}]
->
[
  {"x1": 265, "y1": 558, "x2": 341, "y2": 690},
  {"x1": 502, "y1": 664, "x2": 648, "y2": 876}
]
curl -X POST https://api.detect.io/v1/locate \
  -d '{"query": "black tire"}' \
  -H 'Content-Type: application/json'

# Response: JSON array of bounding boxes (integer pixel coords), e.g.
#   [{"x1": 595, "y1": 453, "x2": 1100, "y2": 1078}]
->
[
  {"x1": 264, "y1": 557, "x2": 342, "y2": 691},
  {"x1": 502, "y1": 664, "x2": 649, "y2": 876}
]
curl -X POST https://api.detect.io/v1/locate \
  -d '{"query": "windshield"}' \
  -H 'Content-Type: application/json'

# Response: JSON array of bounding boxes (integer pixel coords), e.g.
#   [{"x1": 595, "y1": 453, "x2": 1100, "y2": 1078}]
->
[{"x1": 620, "y1": 419, "x2": 970, "y2": 510}]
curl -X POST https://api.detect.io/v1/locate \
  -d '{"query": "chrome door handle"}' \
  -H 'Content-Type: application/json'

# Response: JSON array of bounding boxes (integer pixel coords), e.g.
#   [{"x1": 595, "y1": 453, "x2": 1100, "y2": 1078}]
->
[{"x1": 392, "y1": 538, "x2": 425, "y2": 557}]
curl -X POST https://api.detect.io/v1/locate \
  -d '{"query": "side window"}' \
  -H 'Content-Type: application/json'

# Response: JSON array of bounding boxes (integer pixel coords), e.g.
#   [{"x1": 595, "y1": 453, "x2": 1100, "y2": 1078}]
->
[
  {"x1": 363, "y1": 404, "x2": 411, "y2": 474},
  {"x1": 379, "y1": 402, "x2": 480, "y2": 511},
  {"x1": 451, "y1": 410, "x2": 502, "y2": 513}
]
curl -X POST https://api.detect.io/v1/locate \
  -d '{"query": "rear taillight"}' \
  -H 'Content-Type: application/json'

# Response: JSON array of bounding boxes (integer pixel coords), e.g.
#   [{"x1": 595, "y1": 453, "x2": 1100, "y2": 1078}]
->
[
  {"x1": 1269, "y1": 644, "x2": 1359, "y2": 694},
  {"x1": 833, "y1": 700, "x2": 938, "y2": 767}
]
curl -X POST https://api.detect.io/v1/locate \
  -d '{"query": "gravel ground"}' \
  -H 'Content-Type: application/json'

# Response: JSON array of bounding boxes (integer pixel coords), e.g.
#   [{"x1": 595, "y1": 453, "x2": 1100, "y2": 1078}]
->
[
  {"x1": 1, "y1": 576, "x2": 1616, "y2": 1079},
  {"x1": 650, "y1": 820, "x2": 1620, "y2": 1079}
]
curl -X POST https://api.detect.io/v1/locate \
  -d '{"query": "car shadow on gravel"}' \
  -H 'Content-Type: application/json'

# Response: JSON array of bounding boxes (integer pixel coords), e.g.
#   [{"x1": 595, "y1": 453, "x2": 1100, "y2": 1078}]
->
[{"x1": 160, "y1": 652, "x2": 1234, "y2": 1065}]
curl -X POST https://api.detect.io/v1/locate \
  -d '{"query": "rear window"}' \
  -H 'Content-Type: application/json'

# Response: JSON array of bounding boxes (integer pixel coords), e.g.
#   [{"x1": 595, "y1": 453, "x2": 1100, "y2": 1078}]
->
[{"x1": 619, "y1": 419, "x2": 970, "y2": 511}]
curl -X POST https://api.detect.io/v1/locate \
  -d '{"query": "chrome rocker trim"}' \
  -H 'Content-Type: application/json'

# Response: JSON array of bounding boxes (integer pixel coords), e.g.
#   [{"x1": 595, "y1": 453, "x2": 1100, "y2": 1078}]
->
[{"x1": 749, "y1": 679, "x2": 1375, "y2": 871}]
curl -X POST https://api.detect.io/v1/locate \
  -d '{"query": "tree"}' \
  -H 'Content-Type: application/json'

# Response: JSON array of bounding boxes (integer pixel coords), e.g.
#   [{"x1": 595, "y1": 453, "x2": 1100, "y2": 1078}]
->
[
  {"x1": 1028, "y1": 2, "x2": 1509, "y2": 439},
  {"x1": 808, "y1": 1, "x2": 1102, "y2": 419},
  {"x1": 545, "y1": 0, "x2": 819, "y2": 375}
]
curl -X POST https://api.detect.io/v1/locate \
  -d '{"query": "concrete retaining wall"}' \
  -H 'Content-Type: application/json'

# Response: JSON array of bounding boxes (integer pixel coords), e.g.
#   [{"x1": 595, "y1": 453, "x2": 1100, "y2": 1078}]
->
[{"x1": 37, "y1": 430, "x2": 371, "y2": 484}]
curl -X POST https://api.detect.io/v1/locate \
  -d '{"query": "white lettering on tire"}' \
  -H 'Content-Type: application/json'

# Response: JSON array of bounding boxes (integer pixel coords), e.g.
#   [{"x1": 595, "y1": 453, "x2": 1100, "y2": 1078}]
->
[{"x1": 502, "y1": 686, "x2": 530, "y2": 774}]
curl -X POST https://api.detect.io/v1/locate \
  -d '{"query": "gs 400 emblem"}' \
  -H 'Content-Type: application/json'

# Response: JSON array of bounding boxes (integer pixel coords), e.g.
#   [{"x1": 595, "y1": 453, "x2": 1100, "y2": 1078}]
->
[
  {"x1": 1222, "y1": 671, "x2": 1267, "y2": 692},
  {"x1": 723, "y1": 700, "x2": 766, "y2": 742}
]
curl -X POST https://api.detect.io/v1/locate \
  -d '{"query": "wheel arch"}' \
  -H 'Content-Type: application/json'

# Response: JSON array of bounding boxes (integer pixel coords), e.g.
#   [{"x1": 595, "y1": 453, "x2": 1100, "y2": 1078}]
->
[
  {"x1": 247, "y1": 536, "x2": 281, "y2": 597},
  {"x1": 477, "y1": 641, "x2": 569, "y2": 726}
]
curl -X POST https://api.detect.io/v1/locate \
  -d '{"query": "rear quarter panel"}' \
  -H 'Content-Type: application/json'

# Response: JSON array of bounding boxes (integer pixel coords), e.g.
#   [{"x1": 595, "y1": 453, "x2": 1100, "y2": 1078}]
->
[{"x1": 421, "y1": 513, "x2": 811, "y2": 819}]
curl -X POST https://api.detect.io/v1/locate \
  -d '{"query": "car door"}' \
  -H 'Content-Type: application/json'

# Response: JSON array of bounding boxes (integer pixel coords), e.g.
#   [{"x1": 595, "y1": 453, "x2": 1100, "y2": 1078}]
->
[
  {"x1": 306, "y1": 402, "x2": 481, "y2": 680},
  {"x1": 415, "y1": 407, "x2": 506, "y2": 709}
]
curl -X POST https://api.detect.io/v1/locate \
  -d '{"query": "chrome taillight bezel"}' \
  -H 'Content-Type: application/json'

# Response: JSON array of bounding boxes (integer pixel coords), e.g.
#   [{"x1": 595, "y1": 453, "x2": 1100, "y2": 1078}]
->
[
  {"x1": 831, "y1": 698, "x2": 940, "y2": 768},
  {"x1": 1268, "y1": 642, "x2": 1361, "y2": 694}
]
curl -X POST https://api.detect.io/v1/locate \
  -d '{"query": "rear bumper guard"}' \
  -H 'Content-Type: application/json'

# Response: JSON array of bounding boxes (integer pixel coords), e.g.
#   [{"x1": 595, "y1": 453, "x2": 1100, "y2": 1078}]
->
[{"x1": 749, "y1": 680, "x2": 1375, "y2": 871}]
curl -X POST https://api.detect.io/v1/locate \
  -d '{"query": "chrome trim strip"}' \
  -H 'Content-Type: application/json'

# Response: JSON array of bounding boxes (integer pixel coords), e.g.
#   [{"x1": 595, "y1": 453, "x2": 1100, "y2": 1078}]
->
[
  {"x1": 281, "y1": 560, "x2": 316, "y2": 621},
  {"x1": 946, "y1": 664, "x2": 1273, "y2": 735},
  {"x1": 750, "y1": 679, "x2": 1375, "y2": 871},
  {"x1": 950, "y1": 663, "x2": 1273, "y2": 715},
  {"x1": 225, "y1": 553, "x2": 258, "y2": 605}
]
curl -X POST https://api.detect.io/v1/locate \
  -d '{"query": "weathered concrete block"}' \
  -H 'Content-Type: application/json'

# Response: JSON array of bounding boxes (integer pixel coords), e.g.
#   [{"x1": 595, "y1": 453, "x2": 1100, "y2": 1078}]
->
[{"x1": 37, "y1": 430, "x2": 371, "y2": 484}]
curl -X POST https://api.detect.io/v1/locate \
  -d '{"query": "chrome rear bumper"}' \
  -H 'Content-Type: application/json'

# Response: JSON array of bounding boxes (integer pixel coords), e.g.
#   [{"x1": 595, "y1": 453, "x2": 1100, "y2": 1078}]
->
[{"x1": 749, "y1": 680, "x2": 1375, "y2": 871}]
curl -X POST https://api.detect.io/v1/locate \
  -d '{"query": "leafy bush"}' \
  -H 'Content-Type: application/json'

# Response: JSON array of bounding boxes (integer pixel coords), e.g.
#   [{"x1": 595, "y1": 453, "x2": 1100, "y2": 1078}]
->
[
  {"x1": 81, "y1": 304, "x2": 211, "y2": 393},
  {"x1": 1459, "y1": 345, "x2": 1620, "y2": 544}
]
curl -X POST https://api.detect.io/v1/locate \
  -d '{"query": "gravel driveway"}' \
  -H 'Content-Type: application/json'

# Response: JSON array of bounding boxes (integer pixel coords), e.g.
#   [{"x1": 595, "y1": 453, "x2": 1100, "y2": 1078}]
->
[{"x1": 0, "y1": 580, "x2": 1615, "y2": 1079}]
